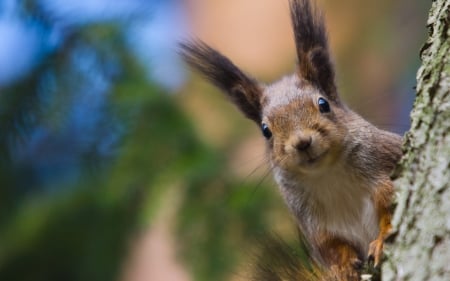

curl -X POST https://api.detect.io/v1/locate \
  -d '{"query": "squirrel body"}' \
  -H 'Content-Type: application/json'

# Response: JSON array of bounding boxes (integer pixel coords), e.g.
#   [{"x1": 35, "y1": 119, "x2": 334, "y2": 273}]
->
[
  {"x1": 264, "y1": 73, "x2": 402, "y2": 275},
  {"x1": 266, "y1": 74, "x2": 401, "y2": 257},
  {"x1": 180, "y1": 0, "x2": 403, "y2": 279}
]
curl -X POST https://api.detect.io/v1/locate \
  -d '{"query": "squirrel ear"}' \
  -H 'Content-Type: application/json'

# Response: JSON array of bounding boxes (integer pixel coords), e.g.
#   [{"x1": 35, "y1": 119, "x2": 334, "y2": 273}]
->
[
  {"x1": 179, "y1": 41, "x2": 262, "y2": 123},
  {"x1": 290, "y1": 0, "x2": 338, "y2": 101}
]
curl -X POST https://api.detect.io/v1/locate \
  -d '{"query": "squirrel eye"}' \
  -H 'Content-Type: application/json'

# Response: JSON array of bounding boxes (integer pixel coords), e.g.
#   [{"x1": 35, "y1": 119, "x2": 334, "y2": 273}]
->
[
  {"x1": 318, "y1": 97, "x2": 330, "y2": 113},
  {"x1": 261, "y1": 123, "x2": 272, "y2": 139}
]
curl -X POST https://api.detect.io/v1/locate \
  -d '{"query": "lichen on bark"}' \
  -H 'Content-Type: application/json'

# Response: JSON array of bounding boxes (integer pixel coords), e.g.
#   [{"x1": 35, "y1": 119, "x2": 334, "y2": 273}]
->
[{"x1": 383, "y1": 0, "x2": 450, "y2": 280}]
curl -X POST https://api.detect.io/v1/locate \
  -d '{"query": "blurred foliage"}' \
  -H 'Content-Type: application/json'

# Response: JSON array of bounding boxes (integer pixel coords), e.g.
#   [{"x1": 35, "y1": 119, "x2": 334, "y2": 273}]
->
[
  {"x1": 178, "y1": 174, "x2": 278, "y2": 280},
  {"x1": 0, "y1": 2, "x2": 282, "y2": 281}
]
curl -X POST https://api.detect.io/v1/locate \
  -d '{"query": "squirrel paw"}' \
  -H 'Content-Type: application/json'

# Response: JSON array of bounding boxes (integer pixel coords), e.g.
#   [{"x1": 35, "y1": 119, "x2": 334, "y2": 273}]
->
[{"x1": 368, "y1": 238, "x2": 384, "y2": 267}]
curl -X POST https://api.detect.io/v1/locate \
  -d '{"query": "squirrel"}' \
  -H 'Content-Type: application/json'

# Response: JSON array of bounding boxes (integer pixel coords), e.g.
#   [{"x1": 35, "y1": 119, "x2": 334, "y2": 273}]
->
[{"x1": 179, "y1": 0, "x2": 403, "y2": 280}]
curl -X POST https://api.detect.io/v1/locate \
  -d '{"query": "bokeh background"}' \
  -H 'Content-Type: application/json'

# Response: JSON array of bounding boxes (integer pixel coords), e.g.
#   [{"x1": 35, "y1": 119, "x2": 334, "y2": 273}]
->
[{"x1": 0, "y1": 0, "x2": 429, "y2": 280}]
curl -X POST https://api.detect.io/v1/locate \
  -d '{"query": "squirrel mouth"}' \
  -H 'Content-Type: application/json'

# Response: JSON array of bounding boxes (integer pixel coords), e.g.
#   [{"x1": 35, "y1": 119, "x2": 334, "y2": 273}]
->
[{"x1": 303, "y1": 151, "x2": 325, "y2": 165}]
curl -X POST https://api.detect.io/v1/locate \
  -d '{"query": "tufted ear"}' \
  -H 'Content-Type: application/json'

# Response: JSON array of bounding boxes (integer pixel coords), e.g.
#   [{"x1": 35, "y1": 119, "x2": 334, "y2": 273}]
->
[
  {"x1": 179, "y1": 41, "x2": 263, "y2": 123},
  {"x1": 290, "y1": 0, "x2": 338, "y2": 101}
]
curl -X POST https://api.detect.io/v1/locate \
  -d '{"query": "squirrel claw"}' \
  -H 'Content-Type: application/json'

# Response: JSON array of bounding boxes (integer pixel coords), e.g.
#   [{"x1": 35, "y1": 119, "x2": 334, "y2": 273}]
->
[
  {"x1": 352, "y1": 258, "x2": 363, "y2": 270},
  {"x1": 368, "y1": 238, "x2": 384, "y2": 267}
]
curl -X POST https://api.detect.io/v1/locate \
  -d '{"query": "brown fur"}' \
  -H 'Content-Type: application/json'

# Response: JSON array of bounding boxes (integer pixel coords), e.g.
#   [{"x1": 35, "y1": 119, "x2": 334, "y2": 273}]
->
[
  {"x1": 178, "y1": 41, "x2": 263, "y2": 123},
  {"x1": 179, "y1": 0, "x2": 403, "y2": 279},
  {"x1": 289, "y1": 0, "x2": 337, "y2": 101}
]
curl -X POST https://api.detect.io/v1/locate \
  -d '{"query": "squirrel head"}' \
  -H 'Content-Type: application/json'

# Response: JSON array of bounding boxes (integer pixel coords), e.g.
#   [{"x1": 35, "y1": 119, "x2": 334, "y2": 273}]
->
[
  {"x1": 261, "y1": 75, "x2": 348, "y2": 174},
  {"x1": 180, "y1": 0, "x2": 350, "y2": 174}
]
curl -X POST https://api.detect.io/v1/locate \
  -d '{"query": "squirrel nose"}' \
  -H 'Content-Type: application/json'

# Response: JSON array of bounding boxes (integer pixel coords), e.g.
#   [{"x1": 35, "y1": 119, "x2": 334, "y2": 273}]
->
[{"x1": 295, "y1": 136, "x2": 312, "y2": 151}]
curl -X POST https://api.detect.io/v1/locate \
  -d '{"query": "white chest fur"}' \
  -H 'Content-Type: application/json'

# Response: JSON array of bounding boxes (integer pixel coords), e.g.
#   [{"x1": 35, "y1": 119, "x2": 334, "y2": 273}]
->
[{"x1": 273, "y1": 165, "x2": 379, "y2": 253}]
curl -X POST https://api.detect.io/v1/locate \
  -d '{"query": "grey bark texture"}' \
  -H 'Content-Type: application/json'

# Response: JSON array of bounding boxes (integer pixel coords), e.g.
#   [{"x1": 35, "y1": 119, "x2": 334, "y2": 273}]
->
[{"x1": 383, "y1": 0, "x2": 450, "y2": 280}]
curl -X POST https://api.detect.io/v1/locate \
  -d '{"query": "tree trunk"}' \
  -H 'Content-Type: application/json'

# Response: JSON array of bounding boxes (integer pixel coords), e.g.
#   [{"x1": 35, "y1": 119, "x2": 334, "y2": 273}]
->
[{"x1": 383, "y1": 0, "x2": 450, "y2": 280}]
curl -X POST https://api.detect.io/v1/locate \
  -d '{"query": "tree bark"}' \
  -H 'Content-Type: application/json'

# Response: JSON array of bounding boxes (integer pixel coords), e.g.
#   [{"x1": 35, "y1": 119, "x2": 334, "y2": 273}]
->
[{"x1": 383, "y1": 0, "x2": 450, "y2": 280}]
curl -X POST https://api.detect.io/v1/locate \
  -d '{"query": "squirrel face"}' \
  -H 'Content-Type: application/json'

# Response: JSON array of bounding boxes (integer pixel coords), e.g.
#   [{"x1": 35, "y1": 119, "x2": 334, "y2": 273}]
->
[{"x1": 261, "y1": 75, "x2": 347, "y2": 174}]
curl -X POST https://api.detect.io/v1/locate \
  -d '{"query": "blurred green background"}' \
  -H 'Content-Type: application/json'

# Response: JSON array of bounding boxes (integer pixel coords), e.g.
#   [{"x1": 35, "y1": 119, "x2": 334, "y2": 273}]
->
[{"x1": 0, "y1": 0, "x2": 429, "y2": 281}]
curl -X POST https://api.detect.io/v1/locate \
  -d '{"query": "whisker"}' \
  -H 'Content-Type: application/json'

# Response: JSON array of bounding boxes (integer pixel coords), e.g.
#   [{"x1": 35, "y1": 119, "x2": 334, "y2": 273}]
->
[
  {"x1": 242, "y1": 157, "x2": 270, "y2": 183},
  {"x1": 245, "y1": 166, "x2": 274, "y2": 205},
  {"x1": 218, "y1": 153, "x2": 272, "y2": 206},
  {"x1": 234, "y1": 152, "x2": 269, "y2": 174},
  {"x1": 245, "y1": 155, "x2": 290, "y2": 205}
]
